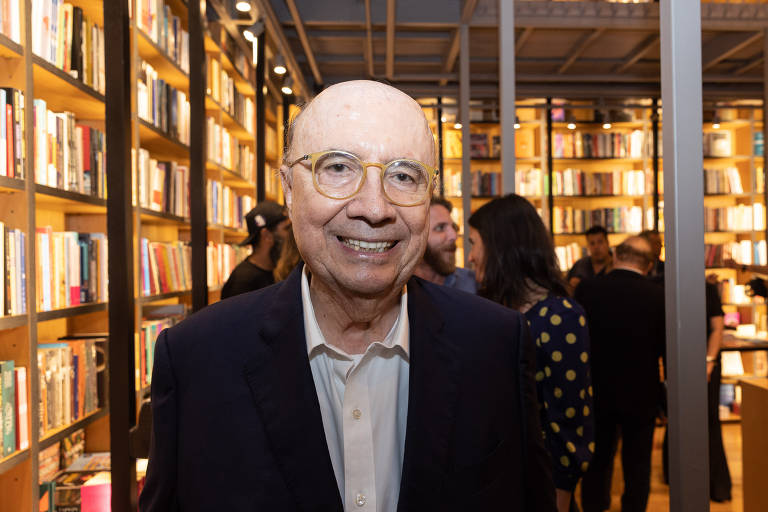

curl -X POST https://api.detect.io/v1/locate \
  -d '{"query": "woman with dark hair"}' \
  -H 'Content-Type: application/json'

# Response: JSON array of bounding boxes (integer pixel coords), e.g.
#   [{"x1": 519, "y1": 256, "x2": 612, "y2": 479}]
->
[{"x1": 468, "y1": 194, "x2": 594, "y2": 512}]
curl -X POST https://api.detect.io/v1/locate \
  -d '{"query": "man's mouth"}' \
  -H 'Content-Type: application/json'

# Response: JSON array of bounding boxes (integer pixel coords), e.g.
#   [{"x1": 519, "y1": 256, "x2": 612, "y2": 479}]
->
[{"x1": 338, "y1": 236, "x2": 397, "y2": 253}]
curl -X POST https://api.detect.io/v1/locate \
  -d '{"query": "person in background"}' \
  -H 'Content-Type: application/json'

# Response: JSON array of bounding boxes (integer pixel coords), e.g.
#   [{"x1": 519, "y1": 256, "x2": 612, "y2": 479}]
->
[
  {"x1": 220, "y1": 201, "x2": 291, "y2": 299},
  {"x1": 575, "y1": 236, "x2": 665, "y2": 512},
  {"x1": 274, "y1": 225, "x2": 302, "y2": 282},
  {"x1": 468, "y1": 194, "x2": 593, "y2": 512},
  {"x1": 566, "y1": 226, "x2": 612, "y2": 291},
  {"x1": 412, "y1": 196, "x2": 476, "y2": 293},
  {"x1": 639, "y1": 229, "x2": 664, "y2": 282}
]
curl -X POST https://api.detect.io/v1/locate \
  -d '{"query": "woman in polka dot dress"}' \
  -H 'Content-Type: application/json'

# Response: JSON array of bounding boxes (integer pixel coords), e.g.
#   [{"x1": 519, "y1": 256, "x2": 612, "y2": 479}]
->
[{"x1": 468, "y1": 194, "x2": 594, "y2": 512}]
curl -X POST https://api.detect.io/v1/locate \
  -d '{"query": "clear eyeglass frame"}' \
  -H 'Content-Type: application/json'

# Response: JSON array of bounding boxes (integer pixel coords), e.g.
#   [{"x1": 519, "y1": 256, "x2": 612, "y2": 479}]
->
[{"x1": 287, "y1": 150, "x2": 439, "y2": 207}]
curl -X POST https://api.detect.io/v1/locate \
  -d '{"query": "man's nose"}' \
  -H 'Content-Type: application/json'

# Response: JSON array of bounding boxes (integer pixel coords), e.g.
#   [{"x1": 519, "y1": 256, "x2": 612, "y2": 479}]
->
[{"x1": 345, "y1": 165, "x2": 397, "y2": 224}]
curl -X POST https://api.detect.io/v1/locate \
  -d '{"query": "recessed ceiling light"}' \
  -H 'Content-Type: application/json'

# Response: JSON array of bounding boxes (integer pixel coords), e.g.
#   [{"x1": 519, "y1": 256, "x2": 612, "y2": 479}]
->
[
  {"x1": 454, "y1": 122, "x2": 462, "y2": 130},
  {"x1": 235, "y1": 1, "x2": 251, "y2": 13},
  {"x1": 567, "y1": 123, "x2": 576, "y2": 130}
]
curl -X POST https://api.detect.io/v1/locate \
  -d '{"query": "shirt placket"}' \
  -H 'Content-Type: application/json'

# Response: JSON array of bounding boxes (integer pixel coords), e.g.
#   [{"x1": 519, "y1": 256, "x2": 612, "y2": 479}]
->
[{"x1": 343, "y1": 355, "x2": 377, "y2": 511}]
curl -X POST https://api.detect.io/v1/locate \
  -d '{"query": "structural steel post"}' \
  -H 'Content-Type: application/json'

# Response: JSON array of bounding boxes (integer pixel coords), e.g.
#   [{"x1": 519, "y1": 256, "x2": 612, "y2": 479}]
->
[
  {"x1": 460, "y1": 22, "x2": 471, "y2": 264},
  {"x1": 660, "y1": 1, "x2": 709, "y2": 510},
  {"x1": 499, "y1": 0, "x2": 516, "y2": 194}
]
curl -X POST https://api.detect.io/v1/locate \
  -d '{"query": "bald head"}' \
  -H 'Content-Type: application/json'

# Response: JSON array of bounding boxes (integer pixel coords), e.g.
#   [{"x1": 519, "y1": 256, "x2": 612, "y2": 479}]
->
[
  {"x1": 284, "y1": 80, "x2": 436, "y2": 168},
  {"x1": 615, "y1": 236, "x2": 653, "y2": 274}
]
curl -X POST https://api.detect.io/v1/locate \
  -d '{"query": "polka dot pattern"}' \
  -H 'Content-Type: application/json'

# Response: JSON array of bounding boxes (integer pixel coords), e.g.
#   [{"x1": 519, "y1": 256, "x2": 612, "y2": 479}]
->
[
  {"x1": 552, "y1": 351, "x2": 563, "y2": 362},
  {"x1": 550, "y1": 314, "x2": 562, "y2": 326},
  {"x1": 566, "y1": 370, "x2": 576, "y2": 381},
  {"x1": 565, "y1": 333, "x2": 577, "y2": 344}
]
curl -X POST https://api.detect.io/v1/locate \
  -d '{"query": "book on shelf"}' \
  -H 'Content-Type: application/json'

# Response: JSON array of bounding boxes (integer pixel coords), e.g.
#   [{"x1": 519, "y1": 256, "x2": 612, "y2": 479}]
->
[
  {"x1": 704, "y1": 167, "x2": 743, "y2": 195},
  {"x1": 35, "y1": 229, "x2": 108, "y2": 312},
  {"x1": 716, "y1": 278, "x2": 761, "y2": 306},
  {"x1": 704, "y1": 204, "x2": 765, "y2": 232},
  {"x1": 206, "y1": 179, "x2": 255, "y2": 230},
  {"x1": 553, "y1": 168, "x2": 645, "y2": 196},
  {"x1": 136, "y1": 0, "x2": 190, "y2": 73},
  {"x1": 0, "y1": 88, "x2": 24, "y2": 179},
  {"x1": 1, "y1": 359, "x2": 14, "y2": 455},
  {"x1": 552, "y1": 206, "x2": 643, "y2": 235},
  {"x1": 0, "y1": 0, "x2": 21, "y2": 43},
  {"x1": 470, "y1": 170, "x2": 501, "y2": 197},
  {"x1": 33, "y1": 99, "x2": 106, "y2": 197},
  {"x1": 703, "y1": 131, "x2": 732, "y2": 158},
  {"x1": 37, "y1": 339, "x2": 101, "y2": 437},
  {"x1": 555, "y1": 242, "x2": 584, "y2": 273},
  {"x1": 135, "y1": 148, "x2": 189, "y2": 218},
  {"x1": 705, "y1": 241, "x2": 767, "y2": 267},
  {"x1": 754, "y1": 131, "x2": 764, "y2": 158},
  {"x1": 206, "y1": 57, "x2": 255, "y2": 134},
  {"x1": 31, "y1": 0, "x2": 105, "y2": 94},
  {"x1": 137, "y1": 313, "x2": 184, "y2": 391},
  {"x1": 469, "y1": 133, "x2": 489, "y2": 159},
  {"x1": 515, "y1": 130, "x2": 535, "y2": 159},
  {"x1": 137, "y1": 60, "x2": 191, "y2": 145},
  {"x1": 553, "y1": 130, "x2": 644, "y2": 159},
  {"x1": 1, "y1": 222, "x2": 26, "y2": 317},
  {"x1": 206, "y1": 117, "x2": 254, "y2": 177},
  {"x1": 515, "y1": 167, "x2": 543, "y2": 197},
  {"x1": 756, "y1": 166, "x2": 765, "y2": 194},
  {"x1": 207, "y1": 242, "x2": 250, "y2": 288},
  {"x1": 139, "y1": 239, "x2": 192, "y2": 297}
]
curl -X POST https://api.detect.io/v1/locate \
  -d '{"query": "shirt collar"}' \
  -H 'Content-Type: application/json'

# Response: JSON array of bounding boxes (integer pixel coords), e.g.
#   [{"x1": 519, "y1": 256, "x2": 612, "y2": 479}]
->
[{"x1": 301, "y1": 265, "x2": 410, "y2": 358}]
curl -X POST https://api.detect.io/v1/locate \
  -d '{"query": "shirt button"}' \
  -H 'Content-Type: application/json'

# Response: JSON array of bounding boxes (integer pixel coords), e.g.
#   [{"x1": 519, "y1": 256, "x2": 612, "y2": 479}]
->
[
  {"x1": 355, "y1": 493, "x2": 367, "y2": 507},
  {"x1": 352, "y1": 408, "x2": 362, "y2": 420}
]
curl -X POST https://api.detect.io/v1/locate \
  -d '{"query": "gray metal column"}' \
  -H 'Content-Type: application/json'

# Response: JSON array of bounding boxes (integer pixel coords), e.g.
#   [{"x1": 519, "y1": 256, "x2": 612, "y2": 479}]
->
[
  {"x1": 460, "y1": 22, "x2": 471, "y2": 264},
  {"x1": 660, "y1": 1, "x2": 709, "y2": 510},
  {"x1": 499, "y1": 0, "x2": 516, "y2": 194}
]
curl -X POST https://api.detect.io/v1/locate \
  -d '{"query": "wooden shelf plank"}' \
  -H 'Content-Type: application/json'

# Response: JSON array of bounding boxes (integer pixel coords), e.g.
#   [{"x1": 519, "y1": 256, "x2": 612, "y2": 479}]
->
[
  {"x1": 37, "y1": 302, "x2": 107, "y2": 322},
  {"x1": 0, "y1": 449, "x2": 29, "y2": 476},
  {"x1": 139, "y1": 289, "x2": 191, "y2": 303},
  {"x1": 139, "y1": 207, "x2": 190, "y2": 226},
  {"x1": 138, "y1": 120, "x2": 190, "y2": 161},
  {"x1": 136, "y1": 30, "x2": 189, "y2": 94},
  {"x1": 32, "y1": 55, "x2": 104, "y2": 119},
  {"x1": 0, "y1": 175, "x2": 24, "y2": 192},
  {"x1": 35, "y1": 184, "x2": 107, "y2": 214},
  {"x1": 218, "y1": 48, "x2": 255, "y2": 97},
  {"x1": 0, "y1": 33, "x2": 22, "y2": 58},
  {"x1": 206, "y1": 160, "x2": 255, "y2": 189},
  {"x1": 39, "y1": 408, "x2": 109, "y2": 450},
  {"x1": 0, "y1": 314, "x2": 27, "y2": 331},
  {"x1": 553, "y1": 157, "x2": 645, "y2": 163},
  {"x1": 553, "y1": 194, "x2": 646, "y2": 200}
]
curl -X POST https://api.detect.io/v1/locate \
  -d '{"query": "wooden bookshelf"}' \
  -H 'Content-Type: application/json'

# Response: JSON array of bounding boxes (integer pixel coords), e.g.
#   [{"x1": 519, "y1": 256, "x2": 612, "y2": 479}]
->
[{"x1": 38, "y1": 408, "x2": 108, "y2": 450}]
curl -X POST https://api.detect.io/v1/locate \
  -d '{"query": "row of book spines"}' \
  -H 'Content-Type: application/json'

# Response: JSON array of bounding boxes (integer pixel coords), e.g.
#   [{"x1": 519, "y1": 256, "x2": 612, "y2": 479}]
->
[
  {"x1": 136, "y1": 149, "x2": 189, "y2": 218},
  {"x1": 136, "y1": 0, "x2": 190, "y2": 73},
  {"x1": 138, "y1": 60, "x2": 191, "y2": 145},
  {"x1": 0, "y1": 362, "x2": 28, "y2": 456},
  {"x1": 703, "y1": 167, "x2": 744, "y2": 195},
  {"x1": 206, "y1": 117, "x2": 251, "y2": 169},
  {"x1": 206, "y1": 242, "x2": 251, "y2": 287},
  {"x1": 705, "y1": 242, "x2": 768, "y2": 267},
  {"x1": 206, "y1": 180, "x2": 256, "y2": 230},
  {"x1": 140, "y1": 239, "x2": 192, "y2": 297},
  {"x1": 471, "y1": 170, "x2": 501, "y2": 197},
  {"x1": 0, "y1": 0, "x2": 21, "y2": 44},
  {"x1": 33, "y1": 101, "x2": 106, "y2": 198},
  {"x1": 37, "y1": 339, "x2": 100, "y2": 438},
  {"x1": 718, "y1": 278, "x2": 757, "y2": 306},
  {"x1": 552, "y1": 169, "x2": 646, "y2": 196},
  {"x1": 703, "y1": 205, "x2": 767, "y2": 232},
  {"x1": 552, "y1": 206, "x2": 644, "y2": 235},
  {"x1": 0, "y1": 88, "x2": 24, "y2": 180},
  {"x1": 1, "y1": 224, "x2": 26, "y2": 317},
  {"x1": 555, "y1": 243, "x2": 585, "y2": 273},
  {"x1": 35, "y1": 229, "x2": 108, "y2": 312},
  {"x1": 207, "y1": 57, "x2": 256, "y2": 133},
  {"x1": 136, "y1": 317, "x2": 181, "y2": 390},
  {"x1": 553, "y1": 131, "x2": 645, "y2": 159},
  {"x1": 31, "y1": 0, "x2": 105, "y2": 94},
  {"x1": 702, "y1": 131, "x2": 733, "y2": 158}
]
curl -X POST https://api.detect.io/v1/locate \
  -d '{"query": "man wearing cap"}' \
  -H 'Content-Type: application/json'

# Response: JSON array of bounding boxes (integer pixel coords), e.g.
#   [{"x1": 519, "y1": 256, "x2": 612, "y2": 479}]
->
[
  {"x1": 220, "y1": 200, "x2": 291, "y2": 299},
  {"x1": 140, "y1": 81, "x2": 555, "y2": 512}
]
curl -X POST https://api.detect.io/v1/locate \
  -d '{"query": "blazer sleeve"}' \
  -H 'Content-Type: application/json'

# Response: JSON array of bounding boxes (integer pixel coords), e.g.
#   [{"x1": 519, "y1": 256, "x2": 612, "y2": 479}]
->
[
  {"x1": 516, "y1": 314, "x2": 558, "y2": 512},
  {"x1": 138, "y1": 328, "x2": 180, "y2": 512}
]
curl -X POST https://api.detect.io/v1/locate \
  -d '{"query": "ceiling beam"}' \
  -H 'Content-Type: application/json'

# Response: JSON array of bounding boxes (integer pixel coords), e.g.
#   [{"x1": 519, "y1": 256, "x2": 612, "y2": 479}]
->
[
  {"x1": 557, "y1": 28, "x2": 605, "y2": 74},
  {"x1": 439, "y1": 0, "x2": 479, "y2": 85},
  {"x1": 364, "y1": 0, "x2": 374, "y2": 77},
  {"x1": 386, "y1": 0, "x2": 396, "y2": 80},
  {"x1": 516, "y1": 27, "x2": 534, "y2": 53},
  {"x1": 285, "y1": 0, "x2": 323, "y2": 86},
  {"x1": 614, "y1": 34, "x2": 659, "y2": 73},
  {"x1": 702, "y1": 31, "x2": 763, "y2": 71},
  {"x1": 732, "y1": 55, "x2": 763, "y2": 76}
]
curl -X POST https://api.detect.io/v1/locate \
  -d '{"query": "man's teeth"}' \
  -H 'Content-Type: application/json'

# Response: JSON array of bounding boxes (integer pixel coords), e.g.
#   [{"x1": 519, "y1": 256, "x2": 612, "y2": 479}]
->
[{"x1": 340, "y1": 237, "x2": 395, "y2": 253}]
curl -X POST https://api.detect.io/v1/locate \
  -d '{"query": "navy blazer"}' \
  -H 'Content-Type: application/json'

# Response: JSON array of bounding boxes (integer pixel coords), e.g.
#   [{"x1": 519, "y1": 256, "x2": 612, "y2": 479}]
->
[{"x1": 139, "y1": 265, "x2": 556, "y2": 511}]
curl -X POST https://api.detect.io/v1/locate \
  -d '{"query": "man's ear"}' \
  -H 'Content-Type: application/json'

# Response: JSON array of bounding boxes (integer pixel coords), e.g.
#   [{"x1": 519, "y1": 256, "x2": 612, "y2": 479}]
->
[{"x1": 280, "y1": 165, "x2": 293, "y2": 212}]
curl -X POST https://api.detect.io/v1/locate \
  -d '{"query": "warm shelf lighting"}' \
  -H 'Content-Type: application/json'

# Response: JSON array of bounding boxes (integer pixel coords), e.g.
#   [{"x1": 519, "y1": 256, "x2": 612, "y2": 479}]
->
[
  {"x1": 273, "y1": 55, "x2": 287, "y2": 75},
  {"x1": 440, "y1": 115, "x2": 447, "y2": 123},
  {"x1": 281, "y1": 77, "x2": 294, "y2": 95},
  {"x1": 567, "y1": 122, "x2": 576, "y2": 130},
  {"x1": 514, "y1": 116, "x2": 521, "y2": 129},
  {"x1": 454, "y1": 122, "x2": 462, "y2": 130},
  {"x1": 602, "y1": 122, "x2": 612, "y2": 129},
  {"x1": 712, "y1": 122, "x2": 721, "y2": 129},
  {"x1": 235, "y1": 1, "x2": 251, "y2": 12},
  {"x1": 243, "y1": 30, "x2": 255, "y2": 42}
]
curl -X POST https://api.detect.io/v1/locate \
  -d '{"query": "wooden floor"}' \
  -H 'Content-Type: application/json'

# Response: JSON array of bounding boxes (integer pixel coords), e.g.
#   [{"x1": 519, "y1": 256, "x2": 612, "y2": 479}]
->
[{"x1": 577, "y1": 423, "x2": 743, "y2": 511}]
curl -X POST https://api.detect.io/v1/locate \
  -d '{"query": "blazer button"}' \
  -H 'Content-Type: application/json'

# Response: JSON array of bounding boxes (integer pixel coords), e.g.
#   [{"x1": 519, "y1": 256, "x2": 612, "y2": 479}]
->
[
  {"x1": 355, "y1": 493, "x2": 367, "y2": 507},
  {"x1": 352, "y1": 408, "x2": 362, "y2": 420}
]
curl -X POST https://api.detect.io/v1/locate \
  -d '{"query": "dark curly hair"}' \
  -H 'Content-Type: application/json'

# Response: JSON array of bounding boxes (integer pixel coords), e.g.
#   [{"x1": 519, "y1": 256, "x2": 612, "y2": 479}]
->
[{"x1": 469, "y1": 194, "x2": 568, "y2": 309}]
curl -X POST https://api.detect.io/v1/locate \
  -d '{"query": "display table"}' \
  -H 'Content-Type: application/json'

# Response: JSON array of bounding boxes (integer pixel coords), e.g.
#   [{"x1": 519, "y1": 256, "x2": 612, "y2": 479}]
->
[{"x1": 740, "y1": 378, "x2": 768, "y2": 512}]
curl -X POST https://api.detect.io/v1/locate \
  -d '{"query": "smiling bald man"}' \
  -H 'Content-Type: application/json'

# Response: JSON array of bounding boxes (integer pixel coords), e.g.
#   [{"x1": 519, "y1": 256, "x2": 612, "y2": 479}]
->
[{"x1": 139, "y1": 81, "x2": 556, "y2": 512}]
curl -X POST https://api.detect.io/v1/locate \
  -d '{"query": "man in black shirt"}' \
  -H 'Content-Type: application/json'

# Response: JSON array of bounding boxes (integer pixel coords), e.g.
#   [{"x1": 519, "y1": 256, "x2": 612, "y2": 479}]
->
[
  {"x1": 566, "y1": 225, "x2": 613, "y2": 290},
  {"x1": 220, "y1": 201, "x2": 291, "y2": 299}
]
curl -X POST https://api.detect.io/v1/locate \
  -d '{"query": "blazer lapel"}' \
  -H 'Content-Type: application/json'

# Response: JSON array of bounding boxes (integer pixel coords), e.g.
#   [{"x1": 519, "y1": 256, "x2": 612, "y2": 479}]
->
[
  {"x1": 242, "y1": 265, "x2": 343, "y2": 512},
  {"x1": 398, "y1": 278, "x2": 461, "y2": 510}
]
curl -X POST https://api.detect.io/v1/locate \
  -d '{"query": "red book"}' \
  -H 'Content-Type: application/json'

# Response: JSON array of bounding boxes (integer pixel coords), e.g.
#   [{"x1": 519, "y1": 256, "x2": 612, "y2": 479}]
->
[
  {"x1": 139, "y1": 329, "x2": 146, "y2": 388},
  {"x1": 153, "y1": 245, "x2": 169, "y2": 293}
]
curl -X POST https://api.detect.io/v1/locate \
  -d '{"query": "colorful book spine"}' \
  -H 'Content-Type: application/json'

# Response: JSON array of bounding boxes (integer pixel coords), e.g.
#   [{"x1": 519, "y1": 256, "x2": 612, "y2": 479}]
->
[
  {"x1": 14, "y1": 367, "x2": 28, "y2": 451},
  {"x1": 1, "y1": 359, "x2": 15, "y2": 456}
]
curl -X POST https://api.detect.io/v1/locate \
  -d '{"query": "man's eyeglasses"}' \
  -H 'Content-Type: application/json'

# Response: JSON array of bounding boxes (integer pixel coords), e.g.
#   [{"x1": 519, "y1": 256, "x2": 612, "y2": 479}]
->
[{"x1": 287, "y1": 150, "x2": 438, "y2": 207}]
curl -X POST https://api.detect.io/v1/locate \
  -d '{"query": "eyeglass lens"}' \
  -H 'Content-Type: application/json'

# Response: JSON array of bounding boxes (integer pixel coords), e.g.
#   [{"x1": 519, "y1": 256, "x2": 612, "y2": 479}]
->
[{"x1": 314, "y1": 151, "x2": 430, "y2": 204}]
